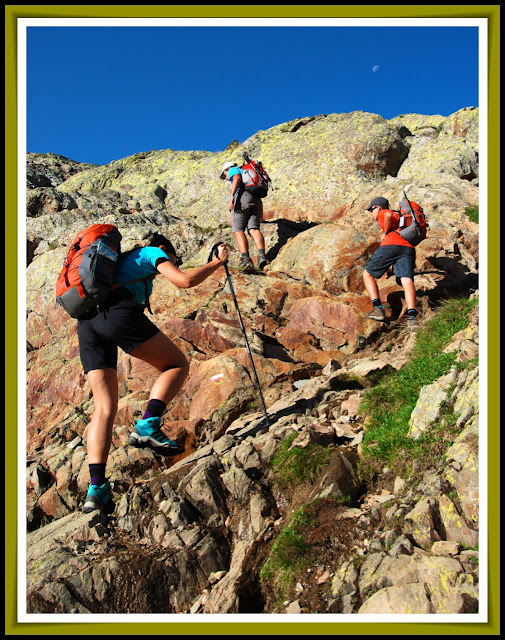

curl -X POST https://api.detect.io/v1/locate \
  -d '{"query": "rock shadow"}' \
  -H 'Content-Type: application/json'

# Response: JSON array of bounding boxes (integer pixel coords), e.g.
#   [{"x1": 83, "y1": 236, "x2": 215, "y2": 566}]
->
[
  {"x1": 385, "y1": 255, "x2": 478, "y2": 320},
  {"x1": 263, "y1": 218, "x2": 320, "y2": 263}
]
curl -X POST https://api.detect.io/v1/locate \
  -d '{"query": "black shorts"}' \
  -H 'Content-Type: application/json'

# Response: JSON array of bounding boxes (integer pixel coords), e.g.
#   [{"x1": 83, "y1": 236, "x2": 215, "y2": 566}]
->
[
  {"x1": 77, "y1": 299, "x2": 160, "y2": 373},
  {"x1": 365, "y1": 244, "x2": 416, "y2": 283}
]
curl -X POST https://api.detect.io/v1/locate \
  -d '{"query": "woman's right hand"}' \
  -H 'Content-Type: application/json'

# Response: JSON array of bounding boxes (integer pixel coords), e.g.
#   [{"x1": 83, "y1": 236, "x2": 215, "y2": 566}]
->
[
  {"x1": 217, "y1": 243, "x2": 229, "y2": 264},
  {"x1": 158, "y1": 242, "x2": 230, "y2": 289}
]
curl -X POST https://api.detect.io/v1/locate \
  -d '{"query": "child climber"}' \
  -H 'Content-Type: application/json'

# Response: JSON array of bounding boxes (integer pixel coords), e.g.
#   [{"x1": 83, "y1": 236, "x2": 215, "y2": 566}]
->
[{"x1": 363, "y1": 196, "x2": 419, "y2": 326}]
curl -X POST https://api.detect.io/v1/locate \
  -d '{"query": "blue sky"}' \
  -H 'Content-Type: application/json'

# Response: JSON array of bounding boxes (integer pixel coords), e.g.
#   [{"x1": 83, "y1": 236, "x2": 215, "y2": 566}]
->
[{"x1": 25, "y1": 25, "x2": 480, "y2": 166}]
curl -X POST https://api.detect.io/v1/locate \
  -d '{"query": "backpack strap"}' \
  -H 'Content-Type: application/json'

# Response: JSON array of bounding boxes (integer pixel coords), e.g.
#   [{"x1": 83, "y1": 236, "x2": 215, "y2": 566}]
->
[
  {"x1": 144, "y1": 277, "x2": 154, "y2": 315},
  {"x1": 111, "y1": 274, "x2": 157, "y2": 314},
  {"x1": 402, "y1": 191, "x2": 421, "y2": 231}
]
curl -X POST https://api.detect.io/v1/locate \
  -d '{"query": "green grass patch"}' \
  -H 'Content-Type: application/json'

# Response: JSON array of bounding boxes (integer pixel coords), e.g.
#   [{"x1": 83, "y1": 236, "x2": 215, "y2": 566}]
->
[
  {"x1": 358, "y1": 297, "x2": 478, "y2": 482},
  {"x1": 464, "y1": 206, "x2": 479, "y2": 223},
  {"x1": 260, "y1": 506, "x2": 315, "y2": 603},
  {"x1": 271, "y1": 432, "x2": 331, "y2": 490}
]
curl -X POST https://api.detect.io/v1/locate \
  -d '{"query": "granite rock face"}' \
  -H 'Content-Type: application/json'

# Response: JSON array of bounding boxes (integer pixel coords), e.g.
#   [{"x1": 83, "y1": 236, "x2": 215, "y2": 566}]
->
[{"x1": 24, "y1": 107, "x2": 480, "y2": 615}]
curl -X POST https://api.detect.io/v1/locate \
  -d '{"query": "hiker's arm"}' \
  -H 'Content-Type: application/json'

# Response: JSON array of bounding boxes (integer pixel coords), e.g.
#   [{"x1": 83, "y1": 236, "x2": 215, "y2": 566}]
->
[
  {"x1": 229, "y1": 174, "x2": 241, "y2": 211},
  {"x1": 157, "y1": 245, "x2": 228, "y2": 289}
]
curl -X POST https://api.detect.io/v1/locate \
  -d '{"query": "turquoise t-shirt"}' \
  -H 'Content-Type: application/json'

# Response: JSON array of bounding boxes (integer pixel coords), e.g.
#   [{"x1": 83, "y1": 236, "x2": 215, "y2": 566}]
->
[
  {"x1": 227, "y1": 166, "x2": 242, "y2": 181},
  {"x1": 227, "y1": 166, "x2": 244, "y2": 203},
  {"x1": 115, "y1": 246, "x2": 170, "y2": 304}
]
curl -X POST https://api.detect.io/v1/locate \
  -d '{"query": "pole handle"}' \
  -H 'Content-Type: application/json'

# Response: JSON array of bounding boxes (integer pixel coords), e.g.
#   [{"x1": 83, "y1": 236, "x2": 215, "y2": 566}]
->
[{"x1": 207, "y1": 242, "x2": 229, "y2": 264}]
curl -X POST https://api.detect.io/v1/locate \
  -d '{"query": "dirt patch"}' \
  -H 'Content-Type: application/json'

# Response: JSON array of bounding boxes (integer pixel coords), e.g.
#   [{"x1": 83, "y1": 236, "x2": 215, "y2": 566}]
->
[{"x1": 261, "y1": 498, "x2": 376, "y2": 613}]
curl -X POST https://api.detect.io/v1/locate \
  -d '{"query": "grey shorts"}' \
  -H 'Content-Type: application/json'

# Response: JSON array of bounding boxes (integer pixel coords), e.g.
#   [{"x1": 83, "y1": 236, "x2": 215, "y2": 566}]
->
[
  {"x1": 232, "y1": 191, "x2": 263, "y2": 233},
  {"x1": 366, "y1": 244, "x2": 416, "y2": 283}
]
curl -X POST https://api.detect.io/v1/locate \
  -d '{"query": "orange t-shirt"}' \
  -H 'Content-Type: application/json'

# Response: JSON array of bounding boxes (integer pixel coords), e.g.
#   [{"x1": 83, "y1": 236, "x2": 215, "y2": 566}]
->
[{"x1": 377, "y1": 209, "x2": 414, "y2": 248}]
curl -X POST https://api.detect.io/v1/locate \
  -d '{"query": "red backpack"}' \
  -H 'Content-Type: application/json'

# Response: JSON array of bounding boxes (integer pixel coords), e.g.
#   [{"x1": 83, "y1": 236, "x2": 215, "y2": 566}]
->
[
  {"x1": 56, "y1": 224, "x2": 123, "y2": 318},
  {"x1": 397, "y1": 193, "x2": 428, "y2": 246},
  {"x1": 241, "y1": 153, "x2": 272, "y2": 198}
]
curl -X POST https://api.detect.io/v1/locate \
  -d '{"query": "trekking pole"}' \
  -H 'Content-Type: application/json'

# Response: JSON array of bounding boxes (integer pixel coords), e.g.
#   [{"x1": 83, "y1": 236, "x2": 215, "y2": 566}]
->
[{"x1": 209, "y1": 243, "x2": 270, "y2": 427}]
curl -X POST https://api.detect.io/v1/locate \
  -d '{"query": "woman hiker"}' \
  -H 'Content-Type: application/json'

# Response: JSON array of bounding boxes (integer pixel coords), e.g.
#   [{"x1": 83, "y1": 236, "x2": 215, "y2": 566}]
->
[{"x1": 78, "y1": 232, "x2": 228, "y2": 514}]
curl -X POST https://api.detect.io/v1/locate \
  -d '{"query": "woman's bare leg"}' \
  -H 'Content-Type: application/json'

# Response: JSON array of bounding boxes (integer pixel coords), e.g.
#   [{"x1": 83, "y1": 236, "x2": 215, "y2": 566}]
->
[
  {"x1": 248, "y1": 228, "x2": 265, "y2": 251},
  {"x1": 129, "y1": 331, "x2": 190, "y2": 406},
  {"x1": 86, "y1": 368, "x2": 119, "y2": 464}
]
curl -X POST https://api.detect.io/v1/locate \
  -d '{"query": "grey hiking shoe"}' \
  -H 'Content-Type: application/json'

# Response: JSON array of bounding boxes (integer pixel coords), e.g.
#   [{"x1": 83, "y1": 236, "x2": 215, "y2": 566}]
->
[
  {"x1": 366, "y1": 306, "x2": 386, "y2": 321},
  {"x1": 239, "y1": 256, "x2": 256, "y2": 273},
  {"x1": 257, "y1": 254, "x2": 269, "y2": 271},
  {"x1": 406, "y1": 314, "x2": 419, "y2": 329}
]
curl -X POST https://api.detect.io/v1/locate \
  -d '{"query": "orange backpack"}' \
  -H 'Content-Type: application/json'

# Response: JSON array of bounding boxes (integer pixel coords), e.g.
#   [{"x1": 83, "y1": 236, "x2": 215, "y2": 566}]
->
[
  {"x1": 56, "y1": 224, "x2": 123, "y2": 318},
  {"x1": 397, "y1": 193, "x2": 428, "y2": 246}
]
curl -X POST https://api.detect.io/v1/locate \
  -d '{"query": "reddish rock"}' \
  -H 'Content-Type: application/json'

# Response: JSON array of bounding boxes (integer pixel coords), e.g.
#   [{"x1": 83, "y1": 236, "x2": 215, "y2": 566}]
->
[
  {"x1": 176, "y1": 355, "x2": 253, "y2": 422},
  {"x1": 250, "y1": 314, "x2": 280, "y2": 336},
  {"x1": 38, "y1": 485, "x2": 70, "y2": 520},
  {"x1": 287, "y1": 295, "x2": 374, "y2": 350},
  {"x1": 275, "y1": 326, "x2": 315, "y2": 351},
  {"x1": 163, "y1": 419, "x2": 202, "y2": 453},
  {"x1": 26, "y1": 313, "x2": 52, "y2": 350}
]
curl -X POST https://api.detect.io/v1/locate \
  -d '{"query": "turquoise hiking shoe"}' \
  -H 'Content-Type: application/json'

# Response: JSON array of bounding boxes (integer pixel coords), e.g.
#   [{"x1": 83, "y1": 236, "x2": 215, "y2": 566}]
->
[
  {"x1": 82, "y1": 480, "x2": 115, "y2": 515},
  {"x1": 128, "y1": 417, "x2": 184, "y2": 455}
]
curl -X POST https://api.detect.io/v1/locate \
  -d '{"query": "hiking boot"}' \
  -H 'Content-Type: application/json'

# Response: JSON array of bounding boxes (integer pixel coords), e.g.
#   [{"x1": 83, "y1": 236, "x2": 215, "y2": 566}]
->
[
  {"x1": 128, "y1": 417, "x2": 184, "y2": 455},
  {"x1": 366, "y1": 306, "x2": 386, "y2": 321},
  {"x1": 257, "y1": 255, "x2": 269, "y2": 271},
  {"x1": 239, "y1": 256, "x2": 256, "y2": 273},
  {"x1": 82, "y1": 480, "x2": 115, "y2": 515},
  {"x1": 406, "y1": 314, "x2": 419, "y2": 329}
]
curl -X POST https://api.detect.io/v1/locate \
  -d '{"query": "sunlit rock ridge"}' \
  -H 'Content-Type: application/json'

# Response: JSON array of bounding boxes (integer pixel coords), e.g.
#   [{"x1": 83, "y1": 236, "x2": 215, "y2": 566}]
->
[{"x1": 25, "y1": 107, "x2": 480, "y2": 615}]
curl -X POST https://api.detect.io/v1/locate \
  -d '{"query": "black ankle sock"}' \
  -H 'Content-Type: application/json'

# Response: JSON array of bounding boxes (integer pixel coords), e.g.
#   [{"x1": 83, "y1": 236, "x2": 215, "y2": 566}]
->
[
  {"x1": 142, "y1": 399, "x2": 166, "y2": 420},
  {"x1": 372, "y1": 298, "x2": 383, "y2": 308},
  {"x1": 407, "y1": 308, "x2": 418, "y2": 317},
  {"x1": 89, "y1": 463, "x2": 106, "y2": 487}
]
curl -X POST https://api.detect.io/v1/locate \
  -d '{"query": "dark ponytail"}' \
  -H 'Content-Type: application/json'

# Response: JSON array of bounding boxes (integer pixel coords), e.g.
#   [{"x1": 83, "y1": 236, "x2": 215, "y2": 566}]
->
[
  {"x1": 149, "y1": 232, "x2": 182, "y2": 266},
  {"x1": 149, "y1": 232, "x2": 177, "y2": 255}
]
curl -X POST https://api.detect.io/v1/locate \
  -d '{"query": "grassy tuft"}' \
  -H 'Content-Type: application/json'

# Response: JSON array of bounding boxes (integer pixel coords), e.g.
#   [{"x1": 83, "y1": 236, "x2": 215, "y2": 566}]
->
[
  {"x1": 271, "y1": 432, "x2": 330, "y2": 490},
  {"x1": 464, "y1": 206, "x2": 479, "y2": 223},
  {"x1": 260, "y1": 507, "x2": 315, "y2": 603},
  {"x1": 358, "y1": 297, "x2": 478, "y2": 482}
]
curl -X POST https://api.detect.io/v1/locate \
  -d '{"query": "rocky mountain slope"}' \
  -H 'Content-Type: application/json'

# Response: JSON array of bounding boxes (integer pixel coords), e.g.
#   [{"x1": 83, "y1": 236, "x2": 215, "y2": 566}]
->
[{"x1": 25, "y1": 107, "x2": 480, "y2": 615}]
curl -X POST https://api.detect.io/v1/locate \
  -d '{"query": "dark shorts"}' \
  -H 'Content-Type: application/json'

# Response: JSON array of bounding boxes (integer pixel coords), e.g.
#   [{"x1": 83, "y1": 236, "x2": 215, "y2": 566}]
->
[
  {"x1": 365, "y1": 244, "x2": 416, "y2": 283},
  {"x1": 232, "y1": 191, "x2": 263, "y2": 233},
  {"x1": 77, "y1": 298, "x2": 160, "y2": 373}
]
